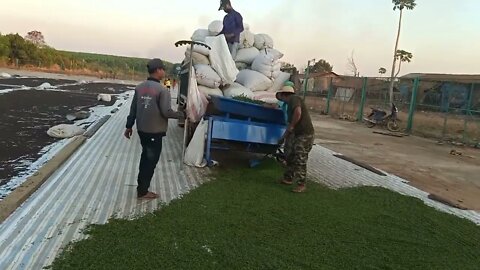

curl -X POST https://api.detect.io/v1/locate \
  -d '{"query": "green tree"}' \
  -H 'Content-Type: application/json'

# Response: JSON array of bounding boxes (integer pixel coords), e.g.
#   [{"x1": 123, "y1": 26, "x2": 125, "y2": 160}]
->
[
  {"x1": 379, "y1": 67, "x2": 387, "y2": 76},
  {"x1": 310, "y1": 59, "x2": 333, "y2": 73},
  {"x1": 0, "y1": 33, "x2": 11, "y2": 59},
  {"x1": 388, "y1": 0, "x2": 416, "y2": 103},
  {"x1": 25, "y1": 30, "x2": 46, "y2": 48},
  {"x1": 394, "y1": 50, "x2": 413, "y2": 77}
]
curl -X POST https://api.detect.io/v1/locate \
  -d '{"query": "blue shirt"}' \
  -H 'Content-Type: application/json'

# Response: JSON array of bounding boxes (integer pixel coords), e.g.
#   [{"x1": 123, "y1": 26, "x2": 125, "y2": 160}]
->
[
  {"x1": 278, "y1": 101, "x2": 288, "y2": 124},
  {"x1": 220, "y1": 9, "x2": 244, "y2": 44}
]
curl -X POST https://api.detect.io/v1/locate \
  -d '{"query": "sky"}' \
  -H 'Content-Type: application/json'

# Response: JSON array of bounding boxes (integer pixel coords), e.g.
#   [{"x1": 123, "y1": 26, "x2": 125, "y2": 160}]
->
[{"x1": 1, "y1": 0, "x2": 479, "y2": 76}]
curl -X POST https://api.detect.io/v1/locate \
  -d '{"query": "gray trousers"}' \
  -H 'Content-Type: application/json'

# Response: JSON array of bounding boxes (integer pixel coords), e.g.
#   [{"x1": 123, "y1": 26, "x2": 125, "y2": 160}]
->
[{"x1": 228, "y1": 42, "x2": 239, "y2": 60}]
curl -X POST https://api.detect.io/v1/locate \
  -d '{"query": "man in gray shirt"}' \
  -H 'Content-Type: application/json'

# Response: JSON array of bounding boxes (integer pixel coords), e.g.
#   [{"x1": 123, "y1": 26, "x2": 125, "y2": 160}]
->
[{"x1": 124, "y1": 58, "x2": 184, "y2": 199}]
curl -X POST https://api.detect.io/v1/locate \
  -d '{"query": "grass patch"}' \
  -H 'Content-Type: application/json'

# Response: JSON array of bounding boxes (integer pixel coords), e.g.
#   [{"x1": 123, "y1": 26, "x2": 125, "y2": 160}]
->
[{"x1": 51, "y1": 160, "x2": 480, "y2": 270}]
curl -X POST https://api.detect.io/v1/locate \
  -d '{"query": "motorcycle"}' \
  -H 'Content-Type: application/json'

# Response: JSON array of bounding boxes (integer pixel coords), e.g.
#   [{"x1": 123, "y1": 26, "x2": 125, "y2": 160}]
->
[{"x1": 364, "y1": 103, "x2": 401, "y2": 132}]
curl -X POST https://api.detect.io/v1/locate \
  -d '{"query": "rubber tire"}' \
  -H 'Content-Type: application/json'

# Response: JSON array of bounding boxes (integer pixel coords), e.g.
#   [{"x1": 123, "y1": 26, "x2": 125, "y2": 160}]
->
[
  {"x1": 365, "y1": 121, "x2": 375, "y2": 128},
  {"x1": 387, "y1": 119, "x2": 401, "y2": 132}
]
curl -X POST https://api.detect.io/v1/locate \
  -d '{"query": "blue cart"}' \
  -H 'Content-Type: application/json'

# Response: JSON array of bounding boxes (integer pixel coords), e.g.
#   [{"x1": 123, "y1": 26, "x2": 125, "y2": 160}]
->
[{"x1": 204, "y1": 96, "x2": 286, "y2": 166}]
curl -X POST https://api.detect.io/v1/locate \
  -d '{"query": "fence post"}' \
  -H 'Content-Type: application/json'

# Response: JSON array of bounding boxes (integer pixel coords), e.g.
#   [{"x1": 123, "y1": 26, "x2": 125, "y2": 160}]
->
[
  {"x1": 462, "y1": 83, "x2": 475, "y2": 143},
  {"x1": 326, "y1": 77, "x2": 333, "y2": 114},
  {"x1": 356, "y1": 77, "x2": 368, "y2": 121},
  {"x1": 406, "y1": 77, "x2": 420, "y2": 133}
]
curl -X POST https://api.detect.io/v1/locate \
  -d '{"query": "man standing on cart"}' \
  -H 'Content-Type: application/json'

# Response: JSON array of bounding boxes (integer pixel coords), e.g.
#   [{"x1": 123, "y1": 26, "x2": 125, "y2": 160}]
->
[
  {"x1": 218, "y1": 0, "x2": 244, "y2": 59},
  {"x1": 276, "y1": 85, "x2": 315, "y2": 193}
]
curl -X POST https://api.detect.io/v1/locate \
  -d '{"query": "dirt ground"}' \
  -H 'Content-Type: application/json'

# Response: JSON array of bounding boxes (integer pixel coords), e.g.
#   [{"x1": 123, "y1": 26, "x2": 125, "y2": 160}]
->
[
  {"x1": 312, "y1": 114, "x2": 480, "y2": 210},
  {"x1": 0, "y1": 78, "x2": 133, "y2": 188}
]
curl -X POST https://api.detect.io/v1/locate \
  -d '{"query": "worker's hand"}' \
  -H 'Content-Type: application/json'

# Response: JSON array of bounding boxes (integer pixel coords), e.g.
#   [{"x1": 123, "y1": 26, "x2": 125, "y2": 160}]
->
[
  {"x1": 124, "y1": 128, "x2": 133, "y2": 139},
  {"x1": 178, "y1": 111, "x2": 187, "y2": 120},
  {"x1": 225, "y1": 33, "x2": 235, "y2": 39}
]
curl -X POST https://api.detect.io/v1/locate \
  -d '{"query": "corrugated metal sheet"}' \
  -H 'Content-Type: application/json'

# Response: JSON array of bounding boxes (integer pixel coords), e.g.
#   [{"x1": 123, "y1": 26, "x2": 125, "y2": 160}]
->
[
  {"x1": 0, "y1": 98, "x2": 205, "y2": 269},
  {"x1": 1, "y1": 93, "x2": 478, "y2": 269},
  {"x1": 307, "y1": 145, "x2": 480, "y2": 225}
]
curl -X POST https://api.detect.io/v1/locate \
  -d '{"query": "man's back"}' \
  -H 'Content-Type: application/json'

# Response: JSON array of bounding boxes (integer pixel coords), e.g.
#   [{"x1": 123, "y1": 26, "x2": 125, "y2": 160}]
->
[{"x1": 127, "y1": 79, "x2": 172, "y2": 134}]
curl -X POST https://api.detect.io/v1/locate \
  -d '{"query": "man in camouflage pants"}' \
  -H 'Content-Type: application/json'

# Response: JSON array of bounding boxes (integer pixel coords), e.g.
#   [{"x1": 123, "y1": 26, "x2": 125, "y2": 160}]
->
[{"x1": 276, "y1": 85, "x2": 315, "y2": 193}]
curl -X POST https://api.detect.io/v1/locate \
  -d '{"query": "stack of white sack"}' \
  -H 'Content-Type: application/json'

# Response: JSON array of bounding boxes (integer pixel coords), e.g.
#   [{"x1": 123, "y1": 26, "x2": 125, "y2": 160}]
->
[{"x1": 184, "y1": 21, "x2": 290, "y2": 103}]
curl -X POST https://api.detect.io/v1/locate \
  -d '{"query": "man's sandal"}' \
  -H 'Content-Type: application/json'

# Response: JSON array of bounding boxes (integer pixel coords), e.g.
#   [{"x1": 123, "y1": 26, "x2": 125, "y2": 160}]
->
[
  {"x1": 292, "y1": 184, "x2": 306, "y2": 193},
  {"x1": 281, "y1": 179, "x2": 293, "y2": 185},
  {"x1": 138, "y1": 192, "x2": 159, "y2": 200}
]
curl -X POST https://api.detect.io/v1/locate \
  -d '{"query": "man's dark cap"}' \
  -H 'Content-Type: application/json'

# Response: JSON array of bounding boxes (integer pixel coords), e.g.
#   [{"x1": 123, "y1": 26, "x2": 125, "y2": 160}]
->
[
  {"x1": 147, "y1": 58, "x2": 165, "y2": 71},
  {"x1": 218, "y1": 0, "x2": 231, "y2": 11}
]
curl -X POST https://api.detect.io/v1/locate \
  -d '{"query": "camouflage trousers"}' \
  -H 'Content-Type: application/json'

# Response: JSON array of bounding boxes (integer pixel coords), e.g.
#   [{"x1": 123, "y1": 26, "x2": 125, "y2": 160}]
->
[{"x1": 284, "y1": 134, "x2": 314, "y2": 185}]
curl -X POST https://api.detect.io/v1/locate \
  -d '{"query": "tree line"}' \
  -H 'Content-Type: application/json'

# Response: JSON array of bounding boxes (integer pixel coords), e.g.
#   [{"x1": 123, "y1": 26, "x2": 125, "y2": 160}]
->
[{"x1": 0, "y1": 31, "x2": 175, "y2": 80}]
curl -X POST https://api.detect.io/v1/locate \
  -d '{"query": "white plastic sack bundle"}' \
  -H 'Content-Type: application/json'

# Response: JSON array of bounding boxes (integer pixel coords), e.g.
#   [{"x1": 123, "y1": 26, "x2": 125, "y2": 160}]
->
[
  {"x1": 191, "y1": 29, "x2": 210, "y2": 42},
  {"x1": 254, "y1": 33, "x2": 274, "y2": 50},
  {"x1": 253, "y1": 91, "x2": 278, "y2": 104},
  {"x1": 97, "y1": 94, "x2": 112, "y2": 102},
  {"x1": 235, "y1": 69, "x2": 273, "y2": 92},
  {"x1": 37, "y1": 82, "x2": 56, "y2": 90},
  {"x1": 260, "y1": 48, "x2": 284, "y2": 61},
  {"x1": 267, "y1": 71, "x2": 291, "y2": 92},
  {"x1": 184, "y1": 118, "x2": 208, "y2": 167},
  {"x1": 223, "y1": 82, "x2": 255, "y2": 99},
  {"x1": 187, "y1": 67, "x2": 209, "y2": 122},
  {"x1": 194, "y1": 64, "x2": 222, "y2": 88},
  {"x1": 198, "y1": 85, "x2": 223, "y2": 97},
  {"x1": 208, "y1": 20, "x2": 223, "y2": 36},
  {"x1": 205, "y1": 35, "x2": 239, "y2": 84},
  {"x1": 47, "y1": 124, "x2": 85, "y2": 138},
  {"x1": 251, "y1": 49, "x2": 284, "y2": 78},
  {"x1": 185, "y1": 49, "x2": 210, "y2": 66},
  {"x1": 239, "y1": 30, "x2": 255, "y2": 49},
  {"x1": 1, "y1": 72, "x2": 11, "y2": 78},
  {"x1": 192, "y1": 43, "x2": 210, "y2": 56},
  {"x1": 235, "y1": 47, "x2": 260, "y2": 64}
]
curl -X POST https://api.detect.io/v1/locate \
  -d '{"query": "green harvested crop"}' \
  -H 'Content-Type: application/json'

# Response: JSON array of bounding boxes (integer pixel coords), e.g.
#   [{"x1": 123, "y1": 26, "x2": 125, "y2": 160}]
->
[{"x1": 232, "y1": 94, "x2": 265, "y2": 105}]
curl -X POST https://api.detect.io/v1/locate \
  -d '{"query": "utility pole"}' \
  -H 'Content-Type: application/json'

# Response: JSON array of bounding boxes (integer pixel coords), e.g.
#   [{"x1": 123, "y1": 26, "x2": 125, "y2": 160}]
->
[{"x1": 302, "y1": 58, "x2": 316, "y2": 100}]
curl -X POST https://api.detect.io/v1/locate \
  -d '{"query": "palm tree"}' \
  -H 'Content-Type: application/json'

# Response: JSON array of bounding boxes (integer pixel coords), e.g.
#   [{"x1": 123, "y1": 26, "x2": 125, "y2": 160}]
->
[
  {"x1": 394, "y1": 50, "x2": 413, "y2": 77},
  {"x1": 388, "y1": 0, "x2": 416, "y2": 103}
]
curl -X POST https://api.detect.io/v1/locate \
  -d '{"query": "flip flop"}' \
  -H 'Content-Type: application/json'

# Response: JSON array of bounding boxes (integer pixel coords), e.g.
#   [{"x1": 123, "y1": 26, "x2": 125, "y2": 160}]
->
[
  {"x1": 138, "y1": 192, "x2": 159, "y2": 200},
  {"x1": 292, "y1": 185, "x2": 306, "y2": 193}
]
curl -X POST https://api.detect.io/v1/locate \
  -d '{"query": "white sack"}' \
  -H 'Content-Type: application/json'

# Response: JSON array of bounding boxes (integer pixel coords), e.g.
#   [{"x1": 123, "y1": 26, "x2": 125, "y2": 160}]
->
[
  {"x1": 198, "y1": 85, "x2": 223, "y2": 97},
  {"x1": 0, "y1": 72, "x2": 11, "y2": 78},
  {"x1": 192, "y1": 43, "x2": 210, "y2": 56},
  {"x1": 97, "y1": 94, "x2": 112, "y2": 102},
  {"x1": 194, "y1": 64, "x2": 222, "y2": 88},
  {"x1": 205, "y1": 35, "x2": 239, "y2": 84},
  {"x1": 239, "y1": 30, "x2": 255, "y2": 48},
  {"x1": 267, "y1": 71, "x2": 291, "y2": 92},
  {"x1": 251, "y1": 49, "x2": 283, "y2": 78},
  {"x1": 185, "y1": 49, "x2": 210, "y2": 66},
  {"x1": 254, "y1": 34, "x2": 274, "y2": 50},
  {"x1": 184, "y1": 118, "x2": 208, "y2": 167},
  {"x1": 253, "y1": 91, "x2": 278, "y2": 104},
  {"x1": 235, "y1": 69, "x2": 273, "y2": 92},
  {"x1": 187, "y1": 67, "x2": 209, "y2": 122},
  {"x1": 47, "y1": 124, "x2": 85, "y2": 138},
  {"x1": 37, "y1": 82, "x2": 56, "y2": 90},
  {"x1": 235, "y1": 47, "x2": 260, "y2": 64},
  {"x1": 191, "y1": 29, "x2": 210, "y2": 42},
  {"x1": 262, "y1": 48, "x2": 284, "y2": 61},
  {"x1": 223, "y1": 82, "x2": 255, "y2": 99},
  {"x1": 208, "y1": 20, "x2": 223, "y2": 36}
]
